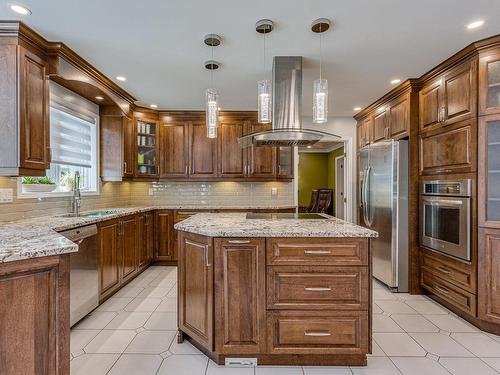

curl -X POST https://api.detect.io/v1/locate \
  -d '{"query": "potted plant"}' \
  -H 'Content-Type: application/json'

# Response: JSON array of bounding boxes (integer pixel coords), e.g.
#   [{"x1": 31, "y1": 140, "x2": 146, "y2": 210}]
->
[
  {"x1": 21, "y1": 176, "x2": 57, "y2": 193},
  {"x1": 60, "y1": 172, "x2": 75, "y2": 192}
]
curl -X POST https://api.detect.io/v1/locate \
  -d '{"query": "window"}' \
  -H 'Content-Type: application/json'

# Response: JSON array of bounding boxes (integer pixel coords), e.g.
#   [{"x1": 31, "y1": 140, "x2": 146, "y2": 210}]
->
[{"x1": 18, "y1": 82, "x2": 99, "y2": 197}]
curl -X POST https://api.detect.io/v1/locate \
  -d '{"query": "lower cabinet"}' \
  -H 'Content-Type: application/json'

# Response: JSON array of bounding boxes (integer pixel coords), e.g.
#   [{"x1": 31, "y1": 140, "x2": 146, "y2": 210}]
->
[
  {"x1": 478, "y1": 228, "x2": 500, "y2": 324},
  {"x1": 155, "y1": 210, "x2": 175, "y2": 261},
  {"x1": 121, "y1": 216, "x2": 138, "y2": 284},
  {"x1": 98, "y1": 219, "x2": 121, "y2": 298},
  {"x1": 137, "y1": 212, "x2": 154, "y2": 269},
  {"x1": 0, "y1": 255, "x2": 70, "y2": 375}
]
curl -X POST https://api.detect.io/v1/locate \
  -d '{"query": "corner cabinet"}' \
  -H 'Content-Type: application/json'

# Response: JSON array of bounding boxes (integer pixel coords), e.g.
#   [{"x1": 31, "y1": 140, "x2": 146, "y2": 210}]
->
[
  {"x1": 0, "y1": 44, "x2": 50, "y2": 176},
  {"x1": 479, "y1": 50, "x2": 500, "y2": 116},
  {"x1": 135, "y1": 119, "x2": 159, "y2": 178}
]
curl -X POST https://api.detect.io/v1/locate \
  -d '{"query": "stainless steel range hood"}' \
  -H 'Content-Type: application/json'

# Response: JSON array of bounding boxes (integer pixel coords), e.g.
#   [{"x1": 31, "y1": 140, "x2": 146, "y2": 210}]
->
[{"x1": 239, "y1": 56, "x2": 339, "y2": 147}]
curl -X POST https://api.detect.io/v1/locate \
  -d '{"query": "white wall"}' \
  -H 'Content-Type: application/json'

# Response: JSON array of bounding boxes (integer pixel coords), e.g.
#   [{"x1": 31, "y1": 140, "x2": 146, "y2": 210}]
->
[{"x1": 295, "y1": 116, "x2": 358, "y2": 223}]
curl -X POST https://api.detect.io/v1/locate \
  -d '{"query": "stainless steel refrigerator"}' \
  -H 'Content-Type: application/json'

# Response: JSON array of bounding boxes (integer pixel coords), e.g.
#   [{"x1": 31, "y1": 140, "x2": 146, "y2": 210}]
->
[{"x1": 359, "y1": 139, "x2": 409, "y2": 292}]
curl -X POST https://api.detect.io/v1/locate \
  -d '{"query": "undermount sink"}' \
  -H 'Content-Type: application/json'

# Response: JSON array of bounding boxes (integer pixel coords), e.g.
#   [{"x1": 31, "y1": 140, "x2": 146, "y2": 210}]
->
[{"x1": 59, "y1": 210, "x2": 119, "y2": 218}]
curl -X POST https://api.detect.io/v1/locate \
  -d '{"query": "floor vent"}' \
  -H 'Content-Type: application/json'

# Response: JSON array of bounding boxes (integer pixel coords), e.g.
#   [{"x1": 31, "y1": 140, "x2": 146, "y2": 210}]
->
[{"x1": 224, "y1": 358, "x2": 257, "y2": 367}]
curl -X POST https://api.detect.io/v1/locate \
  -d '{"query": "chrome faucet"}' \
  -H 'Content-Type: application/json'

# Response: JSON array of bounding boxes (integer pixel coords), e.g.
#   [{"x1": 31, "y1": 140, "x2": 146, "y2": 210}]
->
[{"x1": 71, "y1": 171, "x2": 81, "y2": 217}]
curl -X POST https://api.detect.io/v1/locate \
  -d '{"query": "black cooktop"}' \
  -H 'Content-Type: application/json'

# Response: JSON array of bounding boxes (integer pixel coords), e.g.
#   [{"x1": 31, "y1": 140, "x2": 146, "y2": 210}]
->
[{"x1": 245, "y1": 213, "x2": 328, "y2": 220}]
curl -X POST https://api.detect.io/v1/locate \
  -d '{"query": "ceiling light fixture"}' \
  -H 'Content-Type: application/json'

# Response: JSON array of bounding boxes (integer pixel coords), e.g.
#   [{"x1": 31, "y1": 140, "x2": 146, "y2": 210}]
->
[
  {"x1": 312, "y1": 18, "x2": 331, "y2": 124},
  {"x1": 95, "y1": 96, "x2": 104, "y2": 101},
  {"x1": 391, "y1": 79, "x2": 401, "y2": 84},
  {"x1": 9, "y1": 4, "x2": 31, "y2": 15},
  {"x1": 467, "y1": 20, "x2": 485, "y2": 29},
  {"x1": 116, "y1": 76, "x2": 126, "y2": 82},
  {"x1": 150, "y1": 104, "x2": 158, "y2": 108},
  {"x1": 204, "y1": 34, "x2": 221, "y2": 139},
  {"x1": 256, "y1": 19, "x2": 274, "y2": 124}
]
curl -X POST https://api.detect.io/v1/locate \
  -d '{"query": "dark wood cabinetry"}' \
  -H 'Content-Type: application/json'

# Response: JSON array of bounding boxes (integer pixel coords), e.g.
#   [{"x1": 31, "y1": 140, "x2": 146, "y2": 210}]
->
[
  {"x1": 479, "y1": 51, "x2": 500, "y2": 116},
  {"x1": 218, "y1": 120, "x2": 247, "y2": 178},
  {"x1": 120, "y1": 217, "x2": 138, "y2": 283},
  {"x1": 155, "y1": 210, "x2": 175, "y2": 261},
  {"x1": 247, "y1": 123, "x2": 277, "y2": 178},
  {"x1": 98, "y1": 220, "x2": 121, "y2": 298},
  {"x1": 389, "y1": 94, "x2": 410, "y2": 138},
  {"x1": 160, "y1": 122, "x2": 189, "y2": 178},
  {"x1": 372, "y1": 109, "x2": 389, "y2": 143},
  {"x1": 189, "y1": 122, "x2": 218, "y2": 178},
  {"x1": 0, "y1": 255, "x2": 70, "y2": 375},
  {"x1": 478, "y1": 228, "x2": 500, "y2": 324}
]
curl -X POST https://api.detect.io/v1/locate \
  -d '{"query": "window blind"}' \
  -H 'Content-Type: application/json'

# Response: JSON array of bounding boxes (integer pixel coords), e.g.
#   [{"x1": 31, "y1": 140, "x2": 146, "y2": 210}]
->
[{"x1": 50, "y1": 107, "x2": 94, "y2": 168}]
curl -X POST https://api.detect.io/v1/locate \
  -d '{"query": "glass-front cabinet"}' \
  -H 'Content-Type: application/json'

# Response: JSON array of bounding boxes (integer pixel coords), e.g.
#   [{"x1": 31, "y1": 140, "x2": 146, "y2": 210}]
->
[
  {"x1": 479, "y1": 114, "x2": 500, "y2": 228},
  {"x1": 277, "y1": 146, "x2": 294, "y2": 179},
  {"x1": 135, "y1": 120, "x2": 159, "y2": 178},
  {"x1": 479, "y1": 51, "x2": 500, "y2": 116}
]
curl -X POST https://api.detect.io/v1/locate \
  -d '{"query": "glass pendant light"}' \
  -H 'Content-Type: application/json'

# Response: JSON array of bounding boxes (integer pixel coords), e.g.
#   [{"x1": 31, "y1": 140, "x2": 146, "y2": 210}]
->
[
  {"x1": 312, "y1": 18, "x2": 331, "y2": 124},
  {"x1": 204, "y1": 34, "x2": 221, "y2": 138},
  {"x1": 256, "y1": 19, "x2": 274, "y2": 124}
]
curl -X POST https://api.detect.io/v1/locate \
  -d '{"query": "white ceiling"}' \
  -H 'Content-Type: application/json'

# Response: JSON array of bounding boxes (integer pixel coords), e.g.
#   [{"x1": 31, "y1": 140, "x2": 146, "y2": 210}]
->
[{"x1": 2, "y1": 0, "x2": 500, "y2": 116}]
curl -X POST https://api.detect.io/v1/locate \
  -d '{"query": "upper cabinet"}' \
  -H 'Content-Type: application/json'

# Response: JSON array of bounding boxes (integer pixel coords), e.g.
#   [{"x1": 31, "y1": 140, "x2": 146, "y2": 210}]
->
[
  {"x1": 247, "y1": 122, "x2": 277, "y2": 178},
  {"x1": 372, "y1": 108, "x2": 389, "y2": 143},
  {"x1": 218, "y1": 120, "x2": 247, "y2": 178},
  {"x1": 0, "y1": 44, "x2": 50, "y2": 176},
  {"x1": 136, "y1": 119, "x2": 159, "y2": 178},
  {"x1": 419, "y1": 59, "x2": 477, "y2": 133},
  {"x1": 189, "y1": 122, "x2": 218, "y2": 178},
  {"x1": 389, "y1": 93, "x2": 410, "y2": 139},
  {"x1": 160, "y1": 122, "x2": 189, "y2": 178},
  {"x1": 479, "y1": 50, "x2": 500, "y2": 116}
]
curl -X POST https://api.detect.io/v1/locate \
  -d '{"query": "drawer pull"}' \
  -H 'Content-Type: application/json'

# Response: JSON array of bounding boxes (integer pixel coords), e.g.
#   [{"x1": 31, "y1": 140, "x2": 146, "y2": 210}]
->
[
  {"x1": 304, "y1": 287, "x2": 332, "y2": 292},
  {"x1": 304, "y1": 250, "x2": 331, "y2": 255},
  {"x1": 228, "y1": 240, "x2": 251, "y2": 244},
  {"x1": 437, "y1": 266, "x2": 451, "y2": 274},
  {"x1": 304, "y1": 331, "x2": 331, "y2": 337},
  {"x1": 435, "y1": 285, "x2": 450, "y2": 295}
]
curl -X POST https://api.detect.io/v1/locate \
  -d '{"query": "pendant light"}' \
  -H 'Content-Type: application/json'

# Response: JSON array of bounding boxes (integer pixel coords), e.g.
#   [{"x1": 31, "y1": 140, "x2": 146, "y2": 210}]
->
[
  {"x1": 311, "y1": 18, "x2": 331, "y2": 124},
  {"x1": 204, "y1": 34, "x2": 221, "y2": 138},
  {"x1": 256, "y1": 19, "x2": 273, "y2": 124}
]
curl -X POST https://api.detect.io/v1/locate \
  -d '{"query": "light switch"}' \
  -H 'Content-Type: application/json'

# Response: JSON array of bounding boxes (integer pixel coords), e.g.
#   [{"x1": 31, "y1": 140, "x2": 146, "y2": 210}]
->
[{"x1": 0, "y1": 188, "x2": 13, "y2": 203}]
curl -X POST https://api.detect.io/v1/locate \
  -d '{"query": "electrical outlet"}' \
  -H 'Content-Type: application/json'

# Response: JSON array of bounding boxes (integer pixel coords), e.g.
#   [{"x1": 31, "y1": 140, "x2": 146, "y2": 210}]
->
[
  {"x1": 0, "y1": 188, "x2": 13, "y2": 203},
  {"x1": 271, "y1": 187, "x2": 278, "y2": 197}
]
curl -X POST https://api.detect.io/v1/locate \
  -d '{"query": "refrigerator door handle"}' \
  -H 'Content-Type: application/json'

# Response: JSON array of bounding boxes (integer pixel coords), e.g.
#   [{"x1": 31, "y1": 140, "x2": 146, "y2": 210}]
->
[
  {"x1": 361, "y1": 167, "x2": 369, "y2": 225},
  {"x1": 365, "y1": 166, "x2": 373, "y2": 227}
]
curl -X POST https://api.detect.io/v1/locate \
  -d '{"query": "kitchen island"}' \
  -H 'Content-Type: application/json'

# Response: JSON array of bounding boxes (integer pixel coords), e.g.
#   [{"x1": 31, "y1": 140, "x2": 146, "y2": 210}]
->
[{"x1": 174, "y1": 213, "x2": 377, "y2": 366}]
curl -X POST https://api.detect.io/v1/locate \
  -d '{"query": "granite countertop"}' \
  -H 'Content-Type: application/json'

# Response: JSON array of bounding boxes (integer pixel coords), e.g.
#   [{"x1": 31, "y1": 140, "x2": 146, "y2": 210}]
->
[
  {"x1": 174, "y1": 213, "x2": 378, "y2": 238},
  {"x1": 0, "y1": 205, "x2": 296, "y2": 263}
]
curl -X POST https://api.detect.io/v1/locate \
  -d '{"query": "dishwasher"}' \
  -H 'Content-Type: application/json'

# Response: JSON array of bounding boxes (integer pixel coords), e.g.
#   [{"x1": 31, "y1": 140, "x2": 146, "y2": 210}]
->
[{"x1": 60, "y1": 224, "x2": 99, "y2": 327}]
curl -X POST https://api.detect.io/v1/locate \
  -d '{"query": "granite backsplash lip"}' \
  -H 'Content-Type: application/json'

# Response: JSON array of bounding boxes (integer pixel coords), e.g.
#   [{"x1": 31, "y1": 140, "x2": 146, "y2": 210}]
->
[
  {"x1": 174, "y1": 213, "x2": 379, "y2": 238},
  {"x1": 0, "y1": 205, "x2": 297, "y2": 263}
]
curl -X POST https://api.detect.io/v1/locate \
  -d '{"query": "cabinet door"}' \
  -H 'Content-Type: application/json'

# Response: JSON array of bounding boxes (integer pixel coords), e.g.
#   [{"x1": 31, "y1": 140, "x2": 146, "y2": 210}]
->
[
  {"x1": 155, "y1": 210, "x2": 175, "y2": 261},
  {"x1": 123, "y1": 116, "x2": 135, "y2": 177},
  {"x1": 178, "y1": 232, "x2": 214, "y2": 351},
  {"x1": 218, "y1": 121, "x2": 246, "y2": 178},
  {"x1": 160, "y1": 123, "x2": 189, "y2": 178},
  {"x1": 479, "y1": 51, "x2": 500, "y2": 116},
  {"x1": 442, "y1": 60, "x2": 476, "y2": 126},
  {"x1": 19, "y1": 46, "x2": 50, "y2": 173},
  {"x1": 419, "y1": 79, "x2": 442, "y2": 132},
  {"x1": 247, "y1": 122, "x2": 277, "y2": 178},
  {"x1": 99, "y1": 221, "x2": 121, "y2": 297},
  {"x1": 419, "y1": 119, "x2": 476, "y2": 175},
  {"x1": 136, "y1": 214, "x2": 148, "y2": 269},
  {"x1": 357, "y1": 122, "x2": 364, "y2": 149},
  {"x1": 136, "y1": 120, "x2": 159, "y2": 178},
  {"x1": 389, "y1": 94, "x2": 409, "y2": 138},
  {"x1": 478, "y1": 228, "x2": 500, "y2": 324},
  {"x1": 214, "y1": 238, "x2": 266, "y2": 354},
  {"x1": 145, "y1": 212, "x2": 154, "y2": 263},
  {"x1": 372, "y1": 109, "x2": 388, "y2": 143},
  {"x1": 189, "y1": 122, "x2": 217, "y2": 178},
  {"x1": 479, "y1": 114, "x2": 500, "y2": 228},
  {"x1": 121, "y1": 217, "x2": 138, "y2": 283},
  {"x1": 277, "y1": 146, "x2": 294, "y2": 179}
]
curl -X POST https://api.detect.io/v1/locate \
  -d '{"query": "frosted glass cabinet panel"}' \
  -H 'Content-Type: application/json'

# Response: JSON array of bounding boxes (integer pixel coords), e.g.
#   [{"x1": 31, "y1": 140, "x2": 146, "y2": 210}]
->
[
  {"x1": 480, "y1": 52, "x2": 500, "y2": 116},
  {"x1": 480, "y1": 115, "x2": 500, "y2": 227}
]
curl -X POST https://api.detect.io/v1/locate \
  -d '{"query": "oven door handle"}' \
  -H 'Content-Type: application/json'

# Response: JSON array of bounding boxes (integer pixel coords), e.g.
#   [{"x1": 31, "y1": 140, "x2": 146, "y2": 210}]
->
[{"x1": 423, "y1": 199, "x2": 464, "y2": 206}]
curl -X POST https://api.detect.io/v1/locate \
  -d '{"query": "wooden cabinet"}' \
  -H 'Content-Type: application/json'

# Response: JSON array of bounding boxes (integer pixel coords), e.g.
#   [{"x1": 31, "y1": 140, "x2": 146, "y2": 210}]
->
[
  {"x1": 218, "y1": 120, "x2": 247, "y2": 178},
  {"x1": 357, "y1": 116, "x2": 372, "y2": 148},
  {"x1": 98, "y1": 220, "x2": 121, "y2": 298},
  {"x1": 478, "y1": 228, "x2": 500, "y2": 324},
  {"x1": 277, "y1": 146, "x2": 294, "y2": 179},
  {"x1": 121, "y1": 217, "x2": 138, "y2": 283},
  {"x1": 372, "y1": 109, "x2": 389, "y2": 143},
  {"x1": 178, "y1": 232, "x2": 214, "y2": 351},
  {"x1": 189, "y1": 122, "x2": 218, "y2": 178},
  {"x1": 419, "y1": 60, "x2": 477, "y2": 133},
  {"x1": 0, "y1": 255, "x2": 70, "y2": 375},
  {"x1": 155, "y1": 210, "x2": 175, "y2": 261},
  {"x1": 214, "y1": 238, "x2": 266, "y2": 354},
  {"x1": 479, "y1": 51, "x2": 500, "y2": 116},
  {"x1": 419, "y1": 119, "x2": 476, "y2": 175},
  {"x1": 135, "y1": 119, "x2": 159, "y2": 178},
  {"x1": 123, "y1": 116, "x2": 135, "y2": 177},
  {"x1": 137, "y1": 212, "x2": 154, "y2": 269},
  {"x1": 247, "y1": 123, "x2": 277, "y2": 178},
  {"x1": 160, "y1": 122, "x2": 189, "y2": 178},
  {"x1": 0, "y1": 44, "x2": 50, "y2": 176},
  {"x1": 389, "y1": 94, "x2": 410, "y2": 138}
]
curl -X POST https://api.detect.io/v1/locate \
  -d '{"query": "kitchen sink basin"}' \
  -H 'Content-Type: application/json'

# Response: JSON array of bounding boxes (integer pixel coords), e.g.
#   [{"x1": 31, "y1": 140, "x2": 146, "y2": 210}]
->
[{"x1": 59, "y1": 210, "x2": 119, "y2": 218}]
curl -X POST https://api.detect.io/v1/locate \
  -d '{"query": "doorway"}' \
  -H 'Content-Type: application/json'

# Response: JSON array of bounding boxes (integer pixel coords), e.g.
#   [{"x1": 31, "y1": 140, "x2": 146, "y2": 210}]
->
[{"x1": 335, "y1": 154, "x2": 346, "y2": 219}]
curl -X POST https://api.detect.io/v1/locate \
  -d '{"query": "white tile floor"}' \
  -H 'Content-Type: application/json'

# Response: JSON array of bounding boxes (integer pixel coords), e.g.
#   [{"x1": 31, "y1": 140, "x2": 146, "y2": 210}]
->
[{"x1": 70, "y1": 266, "x2": 500, "y2": 375}]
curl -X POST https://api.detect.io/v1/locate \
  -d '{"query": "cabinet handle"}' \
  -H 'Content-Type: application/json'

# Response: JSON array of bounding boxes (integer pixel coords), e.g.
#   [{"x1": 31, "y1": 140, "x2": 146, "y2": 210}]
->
[
  {"x1": 436, "y1": 266, "x2": 451, "y2": 275},
  {"x1": 228, "y1": 240, "x2": 251, "y2": 244},
  {"x1": 123, "y1": 162, "x2": 127, "y2": 174},
  {"x1": 439, "y1": 106, "x2": 446, "y2": 123},
  {"x1": 185, "y1": 165, "x2": 188, "y2": 175},
  {"x1": 304, "y1": 287, "x2": 332, "y2": 292},
  {"x1": 304, "y1": 250, "x2": 331, "y2": 255},
  {"x1": 304, "y1": 331, "x2": 331, "y2": 337},
  {"x1": 435, "y1": 285, "x2": 450, "y2": 295},
  {"x1": 204, "y1": 245, "x2": 211, "y2": 267}
]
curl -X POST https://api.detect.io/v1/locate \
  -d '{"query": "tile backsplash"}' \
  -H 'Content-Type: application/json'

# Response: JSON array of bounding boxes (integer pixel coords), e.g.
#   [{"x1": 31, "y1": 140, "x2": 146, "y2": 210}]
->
[{"x1": 0, "y1": 177, "x2": 294, "y2": 223}]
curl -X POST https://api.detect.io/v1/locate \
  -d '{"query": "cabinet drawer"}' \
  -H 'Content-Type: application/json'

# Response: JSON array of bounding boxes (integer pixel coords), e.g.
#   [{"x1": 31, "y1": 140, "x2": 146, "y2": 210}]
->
[
  {"x1": 421, "y1": 269, "x2": 476, "y2": 316},
  {"x1": 421, "y1": 251, "x2": 475, "y2": 293},
  {"x1": 267, "y1": 238, "x2": 368, "y2": 266},
  {"x1": 267, "y1": 266, "x2": 369, "y2": 310},
  {"x1": 267, "y1": 311, "x2": 369, "y2": 355}
]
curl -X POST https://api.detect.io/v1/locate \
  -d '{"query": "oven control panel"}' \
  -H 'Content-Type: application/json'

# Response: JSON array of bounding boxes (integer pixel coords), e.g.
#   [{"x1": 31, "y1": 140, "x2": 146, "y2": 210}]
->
[{"x1": 421, "y1": 179, "x2": 471, "y2": 197}]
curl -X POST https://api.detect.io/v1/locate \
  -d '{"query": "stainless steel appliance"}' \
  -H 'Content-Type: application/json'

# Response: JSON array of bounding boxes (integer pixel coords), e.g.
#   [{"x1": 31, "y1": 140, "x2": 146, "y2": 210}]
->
[
  {"x1": 420, "y1": 179, "x2": 471, "y2": 261},
  {"x1": 359, "y1": 139, "x2": 409, "y2": 291},
  {"x1": 60, "y1": 224, "x2": 99, "y2": 326}
]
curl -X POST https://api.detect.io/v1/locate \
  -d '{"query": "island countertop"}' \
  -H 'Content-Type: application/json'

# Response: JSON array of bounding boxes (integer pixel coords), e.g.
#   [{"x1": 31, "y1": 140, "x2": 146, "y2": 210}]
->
[{"x1": 174, "y1": 212, "x2": 378, "y2": 238}]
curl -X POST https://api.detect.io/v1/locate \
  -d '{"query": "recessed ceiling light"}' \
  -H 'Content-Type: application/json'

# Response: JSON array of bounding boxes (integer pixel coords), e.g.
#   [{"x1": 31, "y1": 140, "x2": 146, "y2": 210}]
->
[
  {"x1": 116, "y1": 76, "x2": 127, "y2": 82},
  {"x1": 467, "y1": 20, "x2": 485, "y2": 29},
  {"x1": 218, "y1": 107, "x2": 221, "y2": 111},
  {"x1": 9, "y1": 4, "x2": 31, "y2": 15},
  {"x1": 150, "y1": 104, "x2": 158, "y2": 108},
  {"x1": 353, "y1": 107, "x2": 362, "y2": 111},
  {"x1": 306, "y1": 145, "x2": 312, "y2": 149},
  {"x1": 391, "y1": 79, "x2": 401, "y2": 85},
  {"x1": 95, "y1": 96, "x2": 104, "y2": 100}
]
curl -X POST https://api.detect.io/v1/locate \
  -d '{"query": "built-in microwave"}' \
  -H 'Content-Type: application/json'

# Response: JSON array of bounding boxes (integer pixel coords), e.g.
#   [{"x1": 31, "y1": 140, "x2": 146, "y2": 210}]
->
[{"x1": 420, "y1": 179, "x2": 471, "y2": 261}]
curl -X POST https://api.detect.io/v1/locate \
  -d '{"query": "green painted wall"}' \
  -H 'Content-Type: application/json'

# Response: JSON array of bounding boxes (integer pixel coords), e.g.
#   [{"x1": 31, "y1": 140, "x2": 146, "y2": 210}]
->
[{"x1": 298, "y1": 147, "x2": 344, "y2": 208}]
